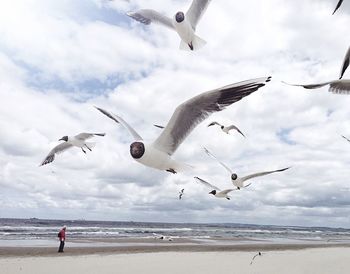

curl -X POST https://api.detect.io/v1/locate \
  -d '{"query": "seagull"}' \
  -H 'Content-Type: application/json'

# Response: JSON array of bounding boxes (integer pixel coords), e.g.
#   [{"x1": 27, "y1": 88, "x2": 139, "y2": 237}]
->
[
  {"x1": 179, "y1": 188, "x2": 185, "y2": 199},
  {"x1": 152, "y1": 233, "x2": 173, "y2": 241},
  {"x1": 342, "y1": 135, "x2": 350, "y2": 143},
  {"x1": 96, "y1": 77, "x2": 271, "y2": 174},
  {"x1": 127, "y1": 0, "x2": 211, "y2": 51},
  {"x1": 203, "y1": 147, "x2": 290, "y2": 189},
  {"x1": 283, "y1": 46, "x2": 350, "y2": 94},
  {"x1": 40, "y1": 133, "x2": 105, "y2": 166},
  {"x1": 194, "y1": 176, "x2": 236, "y2": 200},
  {"x1": 332, "y1": 0, "x2": 344, "y2": 14},
  {"x1": 207, "y1": 121, "x2": 245, "y2": 137},
  {"x1": 250, "y1": 252, "x2": 263, "y2": 265}
]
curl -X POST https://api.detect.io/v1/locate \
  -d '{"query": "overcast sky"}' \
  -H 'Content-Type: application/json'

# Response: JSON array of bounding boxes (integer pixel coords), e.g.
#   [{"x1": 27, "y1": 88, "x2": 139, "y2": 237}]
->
[{"x1": 0, "y1": 0, "x2": 350, "y2": 228}]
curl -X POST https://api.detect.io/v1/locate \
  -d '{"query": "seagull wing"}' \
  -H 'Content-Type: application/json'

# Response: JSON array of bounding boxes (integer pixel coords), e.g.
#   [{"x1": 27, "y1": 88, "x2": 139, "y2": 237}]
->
[
  {"x1": 194, "y1": 176, "x2": 221, "y2": 191},
  {"x1": 250, "y1": 254, "x2": 259, "y2": 265},
  {"x1": 152, "y1": 77, "x2": 271, "y2": 155},
  {"x1": 40, "y1": 142, "x2": 74, "y2": 166},
  {"x1": 328, "y1": 80, "x2": 350, "y2": 94},
  {"x1": 75, "y1": 133, "x2": 106, "y2": 140},
  {"x1": 240, "y1": 167, "x2": 290, "y2": 183},
  {"x1": 95, "y1": 107, "x2": 143, "y2": 141},
  {"x1": 332, "y1": 0, "x2": 343, "y2": 15},
  {"x1": 203, "y1": 147, "x2": 233, "y2": 174},
  {"x1": 282, "y1": 81, "x2": 332, "y2": 89},
  {"x1": 127, "y1": 9, "x2": 174, "y2": 29},
  {"x1": 154, "y1": 124, "x2": 165, "y2": 129},
  {"x1": 226, "y1": 125, "x2": 245, "y2": 137},
  {"x1": 342, "y1": 135, "x2": 350, "y2": 142},
  {"x1": 186, "y1": 0, "x2": 211, "y2": 30},
  {"x1": 340, "y1": 46, "x2": 350, "y2": 79},
  {"x1": 207, "y1": 121, "x2": 221, "y2": 127}
]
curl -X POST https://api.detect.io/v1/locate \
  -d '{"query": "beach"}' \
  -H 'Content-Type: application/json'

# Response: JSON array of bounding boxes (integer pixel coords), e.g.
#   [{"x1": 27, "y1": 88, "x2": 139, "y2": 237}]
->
[{"x1": 1, "y1": 244, "x2": 350, "y2": 274}]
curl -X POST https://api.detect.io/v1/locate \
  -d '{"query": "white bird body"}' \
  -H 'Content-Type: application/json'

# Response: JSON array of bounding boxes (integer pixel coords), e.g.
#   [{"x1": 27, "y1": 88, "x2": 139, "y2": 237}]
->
[
  {"x1": 40, "y1": 133, "x2": 105, "y2": 166},
  {"x1": 194, "y1": 176, "x2": 235, "y2": 200},
  {"x1": 134, "y1": 143, "x2": 190, "y2": 173},
  {"x1": 203, "y1": 147, "x2": 290, "y2": 189},
  {"x1": 96, "y1": 77, "x2": 271, "y2": 174},
  {"x1": 127, "y1": 0, "x2": 210, "y2": 51}
]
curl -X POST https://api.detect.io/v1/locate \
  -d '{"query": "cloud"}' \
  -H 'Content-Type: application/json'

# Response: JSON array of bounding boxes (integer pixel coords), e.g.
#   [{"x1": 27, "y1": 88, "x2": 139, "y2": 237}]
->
[{"x1": 0, "y1": 0, "x2": 350, "y2": 227}]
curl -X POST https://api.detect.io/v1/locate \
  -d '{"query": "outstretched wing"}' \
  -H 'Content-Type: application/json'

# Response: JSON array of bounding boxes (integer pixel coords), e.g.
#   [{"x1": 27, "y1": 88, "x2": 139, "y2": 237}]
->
[
  {"x1": 194, "y1": 176, "x2": 221, "y2": 191},
  {"x1": 127, "y1": 9, "x2": 174, "y2": 29},
  {"x1": 40, "y1": 142, "x2": 73, "y2": 166},
  {"x1": 332, "y1": 0, "x2": 344, "y2": 15},
  {"x1": 329, "y1": 80, "x2": 350, "y2": 94},
  {"x1": 186, "y1": 0, "x2": 211, "y2": 30},
  {"x1": 241, "y1": 167, "x2": 290, "y2": 183},
  {"x1": 207, "y1": 121, "x2": 221, "y2": 127},
  {"x1": 95, "y1": 107, "x2": 143, "y2": 141},
  {"x1": 226, "y1": 125, "x2": 245, "y2": 137},
  {"x1": 282, "y1": 81, "x2": 332, "y2": 89},
  {"x1": 75, "y1": 133, "x2": 105, "y2": 140},
  {"x1": 342, "y1": 135, "x2": 350, "y2": 143},
  {"x1": 203, "y1": 147, "x2": 233, "y2": 174},
  {"x1": 152, "y1": 77, "x2": 271, "y2": 155},
  {"x1": 340, "y1": 46, "x2": 350, "y2": 79}
]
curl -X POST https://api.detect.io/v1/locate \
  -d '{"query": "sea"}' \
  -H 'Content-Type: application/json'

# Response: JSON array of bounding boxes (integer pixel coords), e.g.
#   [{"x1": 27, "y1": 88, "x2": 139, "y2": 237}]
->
[{"x1": 1, "y1": 218, "x2": 350, "y2": 247}]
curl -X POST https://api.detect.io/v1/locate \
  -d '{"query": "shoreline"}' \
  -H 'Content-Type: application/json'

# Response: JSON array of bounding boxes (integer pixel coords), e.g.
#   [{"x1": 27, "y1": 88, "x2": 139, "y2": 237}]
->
[{"x1": 1, "y1": 241, "x2": 350, "y2": 257}]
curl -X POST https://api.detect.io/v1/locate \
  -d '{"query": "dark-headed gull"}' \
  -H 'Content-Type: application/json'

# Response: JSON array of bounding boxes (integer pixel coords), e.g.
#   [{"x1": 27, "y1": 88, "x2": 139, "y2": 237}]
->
[
  {"x1": 203, "y1": 147, "x2": 290, "y2": 189},
  {"x1": 207, "y1": 121, "x2": 245, "y2": 137},
  {"x1": 332, "y1": 0, "x2": 344, "y2": 15},
  {"x1": 96, "y1": 77, "x2": 271, "y2": 174},
  {"x1": 40, "y1": 133, "x2": 105, "y2": 166},
  {"x1": 127, "y1": 0, "x2": 211, "y2": 51},
  {"x1": 194, "y1": 176, "x2": 237, "y2": 200},
  {"x1": 250, "y1": 252, "x2": 263, "y2": 265},
  {"x1": 283, "y1": 46, "x2": 350, "y2": 94}
]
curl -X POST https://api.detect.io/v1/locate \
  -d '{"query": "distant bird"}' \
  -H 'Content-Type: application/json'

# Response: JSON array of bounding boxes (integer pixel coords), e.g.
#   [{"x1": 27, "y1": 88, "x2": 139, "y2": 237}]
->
[
  {"x1": 127, "y1": 0, "x2": 211, "y2": 51},
  {"x1": 207, "y1": 121, "x2": 245, "y2": 137},
  {"x1": 179, "y1": 189, "x2": 185, "y2": 199},
  {"x1": 194, "y1": 176, "x2": 237, "y2": 200},
  {"x1": 203, "y1": 147, "x2": 290, "y2": 189},
  {"x1": 283, "y1": 46, "x2": 350, "y2": 94},
  {"x1": 342, "y1": 135, "x2": 350, "y2": 143},
  {"x1": 40, "y1": 133, "x2": 105, "y2": 166},
  {"x1": 250, "y1": 252, "x2": 263, "y2": 265},
  {"x1": 96, "y1": 77, "x2": 271, "y2": 174},
  {"x1": 332, "y1": 0, "x2": 344, "y2": 14},
  {"x1": 153, "y1": 233, "x2": 173, "y2": 241}
]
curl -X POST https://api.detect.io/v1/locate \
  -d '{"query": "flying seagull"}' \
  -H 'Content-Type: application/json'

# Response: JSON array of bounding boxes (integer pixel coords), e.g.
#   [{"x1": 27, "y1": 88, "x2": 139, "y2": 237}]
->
[
  {"x1": 179, "y1": 188, "x2": 185, "y2": 200},
  {"x1": 96, "y1": 77, "x2": 271, "y2": 174},
  {"x1": 283, "y1": 46, "x2": 350, "y2": 94},
  {"x1": 250, "y1": 252, "x2": 263, "y2": 265},
  {"x1": 153, "y1": 233, "x2": 173, "y2": 241},
  {"x1": 203, "y1": 147, "x2": 290, "y2": 189},
  {"x1": 207, "y1": 121, "x2": 245, "y2": 137},
  {"x1": 332, "y1": 0, "x2": 344, "y2": 14},
  {"x1": 127, "y1": 0, "x2": 211, "y2": 51},
  {"x1": 342, "y1": 135, "x2": 350, "y2": 143},
  {"x1": 194, "y1": 176, "x2": 236, "y2": 200},
  {"x1": 40, "y1": 133, "x2": 105, "y2": 166}
]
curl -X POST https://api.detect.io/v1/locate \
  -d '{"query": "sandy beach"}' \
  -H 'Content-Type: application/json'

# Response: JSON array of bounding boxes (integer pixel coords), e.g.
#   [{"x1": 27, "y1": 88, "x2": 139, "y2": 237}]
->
[{"x1": 1, "y1": 241, "x2": 350, "y2": 274}]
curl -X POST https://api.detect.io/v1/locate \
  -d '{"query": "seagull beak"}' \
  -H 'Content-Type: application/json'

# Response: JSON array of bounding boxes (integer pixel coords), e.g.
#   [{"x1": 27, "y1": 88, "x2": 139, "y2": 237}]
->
[{"x1": 58, "y1": 138, "x2": 64, "y2": 141}]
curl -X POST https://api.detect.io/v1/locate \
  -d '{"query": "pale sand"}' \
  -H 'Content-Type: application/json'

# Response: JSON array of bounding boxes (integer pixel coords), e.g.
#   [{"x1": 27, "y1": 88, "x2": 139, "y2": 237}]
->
[{"x1": 1, "y1": 247, "x2": 350, "y2": 274}]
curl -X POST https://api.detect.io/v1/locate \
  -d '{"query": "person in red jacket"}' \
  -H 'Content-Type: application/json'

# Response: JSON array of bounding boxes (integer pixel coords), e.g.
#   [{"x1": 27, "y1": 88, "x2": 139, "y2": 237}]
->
[{"x1": 57, "y1": 226, "x2": 66, "y2": 253}]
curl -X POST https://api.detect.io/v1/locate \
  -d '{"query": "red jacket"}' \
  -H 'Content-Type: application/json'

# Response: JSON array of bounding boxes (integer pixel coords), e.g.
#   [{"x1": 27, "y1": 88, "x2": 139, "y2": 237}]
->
[{"x1": 58, "y1": 229, "x2": 66, "y2": 241}]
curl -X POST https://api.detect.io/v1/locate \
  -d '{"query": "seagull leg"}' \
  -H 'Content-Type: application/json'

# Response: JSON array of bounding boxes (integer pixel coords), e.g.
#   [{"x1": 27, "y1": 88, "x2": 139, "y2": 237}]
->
[
  {"x1": 166, "y1": 168, "x2": 177, "y2": 174},
  {"x1": 81, "y1": 148, "x2": 86, "y2": 154}
]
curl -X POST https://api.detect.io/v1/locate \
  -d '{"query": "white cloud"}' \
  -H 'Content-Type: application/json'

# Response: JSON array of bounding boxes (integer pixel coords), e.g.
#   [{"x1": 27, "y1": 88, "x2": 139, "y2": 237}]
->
[{"x1": 0, "y1": 0, "x2": 350, "y2": 227}]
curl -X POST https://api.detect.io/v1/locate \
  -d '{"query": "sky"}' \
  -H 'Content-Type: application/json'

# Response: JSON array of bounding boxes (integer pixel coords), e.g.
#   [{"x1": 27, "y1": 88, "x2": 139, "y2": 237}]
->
[{"x1": 0, "y1": 0, "x2": 350, "y2": 228}]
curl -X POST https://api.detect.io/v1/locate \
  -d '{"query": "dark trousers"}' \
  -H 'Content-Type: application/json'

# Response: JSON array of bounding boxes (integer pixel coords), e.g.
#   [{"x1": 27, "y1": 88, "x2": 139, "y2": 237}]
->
[{"x1": 58, "y1": 241, "x2": 65, "y2": 252}]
